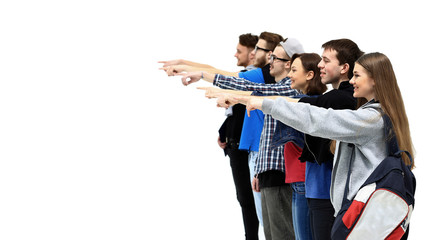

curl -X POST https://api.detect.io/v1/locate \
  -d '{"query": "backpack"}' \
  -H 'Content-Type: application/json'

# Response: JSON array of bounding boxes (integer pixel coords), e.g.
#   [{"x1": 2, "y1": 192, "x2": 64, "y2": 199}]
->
[{"x1": 331, "y1": 115, "x2": 416, "y2": 240}]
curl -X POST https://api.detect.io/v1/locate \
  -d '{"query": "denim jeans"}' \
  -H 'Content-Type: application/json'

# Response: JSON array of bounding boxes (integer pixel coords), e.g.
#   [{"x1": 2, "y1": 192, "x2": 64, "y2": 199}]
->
[
  {"x1": 248, "y1": 151, "x2": 263, "y2": 226},
  {"x1": 291, "y1": 182, "x2": 313, "y2": 240}
]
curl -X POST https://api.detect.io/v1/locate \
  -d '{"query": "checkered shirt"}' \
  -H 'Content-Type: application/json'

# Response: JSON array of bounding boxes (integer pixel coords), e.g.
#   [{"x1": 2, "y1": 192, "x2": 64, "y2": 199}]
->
[{"x1": 213, "y1": 74, "x2": 299, "y2": 174}]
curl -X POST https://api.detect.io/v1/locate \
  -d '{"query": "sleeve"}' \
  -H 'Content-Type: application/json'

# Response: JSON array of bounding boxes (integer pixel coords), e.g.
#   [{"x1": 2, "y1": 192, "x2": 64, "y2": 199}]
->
[
  {"x1": 213, "y1": 74, "x2": 253, "y2": 91},
  {"x1": 214, "y1": 74, "x2": 298, "y2": 97},
  {"x1": 246, "y1": 80, "x2": 298, "y2": 96},
  {"x1": 262, "y1": 98, "x2": 383, "y2": 145},
  {"x1": 238, "y1": 68, "x2": 264, "y2": 83}
]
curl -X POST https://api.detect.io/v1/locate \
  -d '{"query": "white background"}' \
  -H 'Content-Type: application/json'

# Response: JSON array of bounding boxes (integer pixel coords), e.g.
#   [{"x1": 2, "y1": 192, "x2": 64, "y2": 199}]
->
[{"x1": 1, "y1": 0, "x2": 424, "y2": 239}]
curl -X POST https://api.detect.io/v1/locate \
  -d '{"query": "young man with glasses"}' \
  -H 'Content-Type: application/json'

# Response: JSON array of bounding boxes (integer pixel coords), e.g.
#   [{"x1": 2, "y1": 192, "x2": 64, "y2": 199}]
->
[
  {"x1": 160, "y1": 32, "x2": 284, "y2": 239},
  {"x1": 179, "y1": 38, "x2": 305, "y2": 240},
  {"x1": 210, "y1": 39, "x2": 364, "y2": 240}
]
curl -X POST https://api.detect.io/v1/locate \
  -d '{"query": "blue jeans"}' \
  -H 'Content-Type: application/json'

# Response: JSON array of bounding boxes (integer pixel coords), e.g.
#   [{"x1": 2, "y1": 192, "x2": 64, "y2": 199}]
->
[
  {"x1": 248, "y1": 151, "x2": 263, "y2": 226},
  {"x1": 291, "y1": 182, "x2": 313, "y2": 240}
]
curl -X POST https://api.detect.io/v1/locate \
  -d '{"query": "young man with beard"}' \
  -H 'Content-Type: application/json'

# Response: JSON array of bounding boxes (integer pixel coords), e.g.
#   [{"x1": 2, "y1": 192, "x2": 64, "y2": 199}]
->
[
  {"x1": 161, "y1": 32, "x2": 284, "y2": 239},
  {"x1": 178, "y1": 38, "x2": 305, "y2": 240}
]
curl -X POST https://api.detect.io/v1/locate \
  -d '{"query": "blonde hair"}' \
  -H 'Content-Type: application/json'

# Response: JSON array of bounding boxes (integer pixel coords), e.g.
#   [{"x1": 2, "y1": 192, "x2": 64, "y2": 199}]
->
[{"x1": 357, "y1": 52, "x2": 415, "y2": 168}]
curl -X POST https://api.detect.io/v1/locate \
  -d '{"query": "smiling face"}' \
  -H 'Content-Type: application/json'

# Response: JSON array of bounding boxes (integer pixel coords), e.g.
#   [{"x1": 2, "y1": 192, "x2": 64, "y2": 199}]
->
[
  {"x1": 318, "y1": 48, "x2": 347, "y2": 86},
  {"x1": 269, "y1": 46, "x2": 290, "y2": 80},
  {"x1": 288, "y1": 57, "x2": 311, "y2": 93},
  {"x1": 349, "y1": 63, "x2": 376, "y2": 101}
]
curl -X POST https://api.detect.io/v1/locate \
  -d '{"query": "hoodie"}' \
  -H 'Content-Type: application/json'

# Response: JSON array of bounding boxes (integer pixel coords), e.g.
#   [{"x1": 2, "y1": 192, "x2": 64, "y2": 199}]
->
[{"x1": 262, "y1": 98, "x2": 386, "y2": 215}]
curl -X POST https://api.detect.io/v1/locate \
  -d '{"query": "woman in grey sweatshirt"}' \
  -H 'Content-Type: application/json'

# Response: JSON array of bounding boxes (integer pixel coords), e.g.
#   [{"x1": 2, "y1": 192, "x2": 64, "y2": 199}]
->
[
  {"x1": 236, "y1": 52, "x2": 415, "y2": 217},
  {"x1": 262, "y1": 97, "x2": 384, "y2": 215}
]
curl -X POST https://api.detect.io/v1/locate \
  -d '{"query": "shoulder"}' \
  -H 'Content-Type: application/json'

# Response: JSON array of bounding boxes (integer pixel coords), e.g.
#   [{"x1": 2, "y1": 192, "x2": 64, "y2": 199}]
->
[
  {"x1": 305, "y1": 89, "x2": 356, "y2": 109},
  {"x1": 238, "y1": 68, "x2": 263, "y2": 83}
]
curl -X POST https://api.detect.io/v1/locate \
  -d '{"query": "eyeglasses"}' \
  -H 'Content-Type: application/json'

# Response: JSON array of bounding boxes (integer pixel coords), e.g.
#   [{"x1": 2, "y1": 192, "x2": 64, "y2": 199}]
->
[
  {"x1": 254, "y1": 45, "x2": 272, "y2": 53},
  {"x1": 270, "y1": 54, "x2": 290, "y2": 63}
]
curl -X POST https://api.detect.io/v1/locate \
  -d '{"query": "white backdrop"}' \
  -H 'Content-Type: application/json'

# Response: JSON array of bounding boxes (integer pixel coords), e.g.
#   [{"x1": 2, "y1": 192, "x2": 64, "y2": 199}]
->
[{"x1": 1, "y1": 0, "x2": 424, "y2": 239}]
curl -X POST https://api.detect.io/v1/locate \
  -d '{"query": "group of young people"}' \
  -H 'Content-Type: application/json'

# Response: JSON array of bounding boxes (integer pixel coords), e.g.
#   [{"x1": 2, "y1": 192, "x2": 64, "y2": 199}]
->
[{"x1": 159, "y1": 32, "x2": 415, "y2": 240}]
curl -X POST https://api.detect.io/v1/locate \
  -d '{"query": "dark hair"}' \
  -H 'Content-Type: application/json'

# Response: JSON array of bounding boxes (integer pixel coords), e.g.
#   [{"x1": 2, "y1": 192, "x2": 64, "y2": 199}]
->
[
  {"x1": 322, "y1": 39, "x2": 364, "y2": 79},
  {"x1": 239, "y1": 33, "x2": 258, "y2": 49},
  {"x1": 291, "y1": 53, "x2": 327, "y2": 95},
  {"x1": 259, "y1": 31, "x2": 284, "y2": 51}
]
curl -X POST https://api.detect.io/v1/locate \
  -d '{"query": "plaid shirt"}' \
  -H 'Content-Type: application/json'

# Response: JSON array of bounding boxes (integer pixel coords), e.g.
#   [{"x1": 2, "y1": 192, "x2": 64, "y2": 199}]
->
[{"x1": 213, "y1": 74, "x2": 299, "y2": 175}]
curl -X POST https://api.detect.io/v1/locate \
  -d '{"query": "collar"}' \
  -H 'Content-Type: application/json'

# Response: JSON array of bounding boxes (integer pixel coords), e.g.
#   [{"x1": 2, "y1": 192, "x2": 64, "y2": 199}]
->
[
  {"x1": 245, "y1": 65, "x2": 256, "y2": 71},
  {"x1": 338, "y1": 80, "x2": 352, "y2": 90}
]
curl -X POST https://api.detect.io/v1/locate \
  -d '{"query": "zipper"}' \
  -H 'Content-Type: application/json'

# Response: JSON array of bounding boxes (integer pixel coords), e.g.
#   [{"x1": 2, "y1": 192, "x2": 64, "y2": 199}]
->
[{"x1": 304, "y1": 134, "x2": 319, "y2": 164}]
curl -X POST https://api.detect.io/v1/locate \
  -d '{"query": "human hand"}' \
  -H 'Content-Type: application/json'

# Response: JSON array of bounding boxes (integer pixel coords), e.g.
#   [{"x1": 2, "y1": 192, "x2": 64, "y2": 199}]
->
[
  {"x1": 235, "y1": 96, "x2": 264, "y2": 117},
  {"x1": 178, "y1": 71, "x2": 202, "y2": 86},
  {"x1": 159, "y1": 65, "x2": 187, "y2": 76},
  {"x1": 197, "y1": 87, "x2": 226, "y2": 99},
  {"x1": 216, "y1": 94, "x2": 239, "y2": 108},
  {"x1": 217, "y1": 136, "x2": 226, "y2": 149},
  {"x1": 252, "y1": 176, "x2": 260, "y2": 192},
  {"x1": 158, "y1": 59, "x2": 183, "y2": 67}
]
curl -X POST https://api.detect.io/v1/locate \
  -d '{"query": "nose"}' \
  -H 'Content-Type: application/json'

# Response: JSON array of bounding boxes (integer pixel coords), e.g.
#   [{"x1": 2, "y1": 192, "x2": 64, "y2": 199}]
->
[
  {"x1": 349, "y1": 77, "x2": 355, "y2": 85},
  {"x1": 317, "y1": 59, "x2": 324, "y2": 68},
  {"x1": 287, "y1": 71, "x2": 293, "y2": 78}
]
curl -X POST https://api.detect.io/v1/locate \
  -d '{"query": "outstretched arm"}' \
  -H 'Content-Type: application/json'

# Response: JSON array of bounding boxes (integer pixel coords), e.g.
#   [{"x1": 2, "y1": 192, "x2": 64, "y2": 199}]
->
[
  {"x1": 197, "y1": 87, "x2": 253, "y2": 99},
  {"x1": 159, "y1": 60, "x2": 239, "y2": 77},
  {"x1": 177, "y1": 71, "x2": 216, "y2": 86},
  {"x1": 217, "y1": 95, "x2": 299, "y2": 116},
  {"x1": 159, "y1": 59, "x2": 214, "y2": 69}
]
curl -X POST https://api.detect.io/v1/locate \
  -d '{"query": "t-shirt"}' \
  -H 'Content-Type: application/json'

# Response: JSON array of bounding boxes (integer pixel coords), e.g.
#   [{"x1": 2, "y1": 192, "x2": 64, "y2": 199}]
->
[
  {"x1": 237, "y1": 68, "x2": 265, "y2": 152},
  {"x1": 284, "y1": 142, "x2": 306, "y2": 183}
]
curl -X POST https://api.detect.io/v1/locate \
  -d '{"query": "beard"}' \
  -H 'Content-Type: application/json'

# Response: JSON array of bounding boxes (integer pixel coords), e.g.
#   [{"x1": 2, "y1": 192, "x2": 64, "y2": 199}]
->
[{"x1": 254, "y1": 57, "x2": 267, "y2": 68}]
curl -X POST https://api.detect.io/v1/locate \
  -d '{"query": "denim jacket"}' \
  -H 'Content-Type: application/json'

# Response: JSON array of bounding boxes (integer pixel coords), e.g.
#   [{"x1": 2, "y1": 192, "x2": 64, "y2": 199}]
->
[{"x1": 270, "y1": 94, "x2": 318, "y2": 150}]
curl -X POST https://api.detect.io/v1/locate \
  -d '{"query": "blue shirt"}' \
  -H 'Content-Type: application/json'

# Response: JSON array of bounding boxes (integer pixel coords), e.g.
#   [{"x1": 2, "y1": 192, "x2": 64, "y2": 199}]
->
[
  {"x1": 305, "y1": 160, "x2": 333, "y2": 199},
  {"x1": 237, "y1": 68, "x2": 264, "y2": 152}
]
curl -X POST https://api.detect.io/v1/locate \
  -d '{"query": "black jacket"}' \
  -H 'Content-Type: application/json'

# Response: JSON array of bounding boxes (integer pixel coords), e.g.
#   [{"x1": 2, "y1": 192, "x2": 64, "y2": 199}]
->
[{"x1": 298, "y1": 81, "x2": 357, "y2": 164}]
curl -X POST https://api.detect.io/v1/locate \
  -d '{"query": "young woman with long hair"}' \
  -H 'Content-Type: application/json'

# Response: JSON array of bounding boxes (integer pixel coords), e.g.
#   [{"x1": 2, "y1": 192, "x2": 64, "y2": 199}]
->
[{"x1": 237, "y1": 52, "x2": 414, "y2": 238}]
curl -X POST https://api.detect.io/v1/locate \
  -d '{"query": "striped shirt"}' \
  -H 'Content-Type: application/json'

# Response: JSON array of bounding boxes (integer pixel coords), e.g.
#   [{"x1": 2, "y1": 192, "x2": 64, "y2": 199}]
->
[{"x1": 213, "y1": 74, "x2": 299, "y2": 174}]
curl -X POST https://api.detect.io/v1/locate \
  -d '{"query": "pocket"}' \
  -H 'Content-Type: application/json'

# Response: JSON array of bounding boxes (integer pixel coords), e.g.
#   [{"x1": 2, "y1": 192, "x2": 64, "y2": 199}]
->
[
  {"x1": 291, "y1": 182, "x2": 306, "y2": 195},
  {"x1": 347, "y1": 189, "x2": 409, "y2": 239}
]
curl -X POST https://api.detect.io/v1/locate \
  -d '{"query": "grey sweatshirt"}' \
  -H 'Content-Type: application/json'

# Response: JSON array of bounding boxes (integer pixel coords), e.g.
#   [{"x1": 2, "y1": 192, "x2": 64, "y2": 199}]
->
[{"x1": 262, "y1": 98, "x2": 386, "y2": 215}]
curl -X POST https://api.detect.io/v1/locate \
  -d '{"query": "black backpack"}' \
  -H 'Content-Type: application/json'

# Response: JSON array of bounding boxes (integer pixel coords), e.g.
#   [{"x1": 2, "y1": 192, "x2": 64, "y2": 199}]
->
[{"x1": 331, "y1": 115, "x2": 416, "y2": 239}]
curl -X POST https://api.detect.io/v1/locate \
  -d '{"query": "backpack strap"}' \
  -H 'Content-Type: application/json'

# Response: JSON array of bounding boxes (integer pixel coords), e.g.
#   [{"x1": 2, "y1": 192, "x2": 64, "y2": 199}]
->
[{"x1": 342, "y1": 143, "x2": 356, "y2": 203}]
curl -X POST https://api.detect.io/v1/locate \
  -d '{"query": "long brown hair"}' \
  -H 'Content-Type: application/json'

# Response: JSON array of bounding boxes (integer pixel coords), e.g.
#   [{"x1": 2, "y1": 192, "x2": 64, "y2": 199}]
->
[{"x1": 357, "y1": 52, "x2": 415, "y2": 168}]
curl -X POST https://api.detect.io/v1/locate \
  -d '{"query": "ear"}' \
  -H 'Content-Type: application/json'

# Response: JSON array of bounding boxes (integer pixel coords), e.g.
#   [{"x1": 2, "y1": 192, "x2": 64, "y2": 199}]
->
[
  {"x1": 340, "y1": 63, "x2": 350, "y2": 75},
  {"x1": 266, "y1": 51, "x2": 273, "y2": 59},
  {"x1": 306, "y1": 70, "x2": 314, "y2": 81},
  {"x1": 284, "y1": 61, "x2": 292, "y2": 69},
  {"x1": 249, "y1": 51, "x2": 255, "y2": 61}
]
